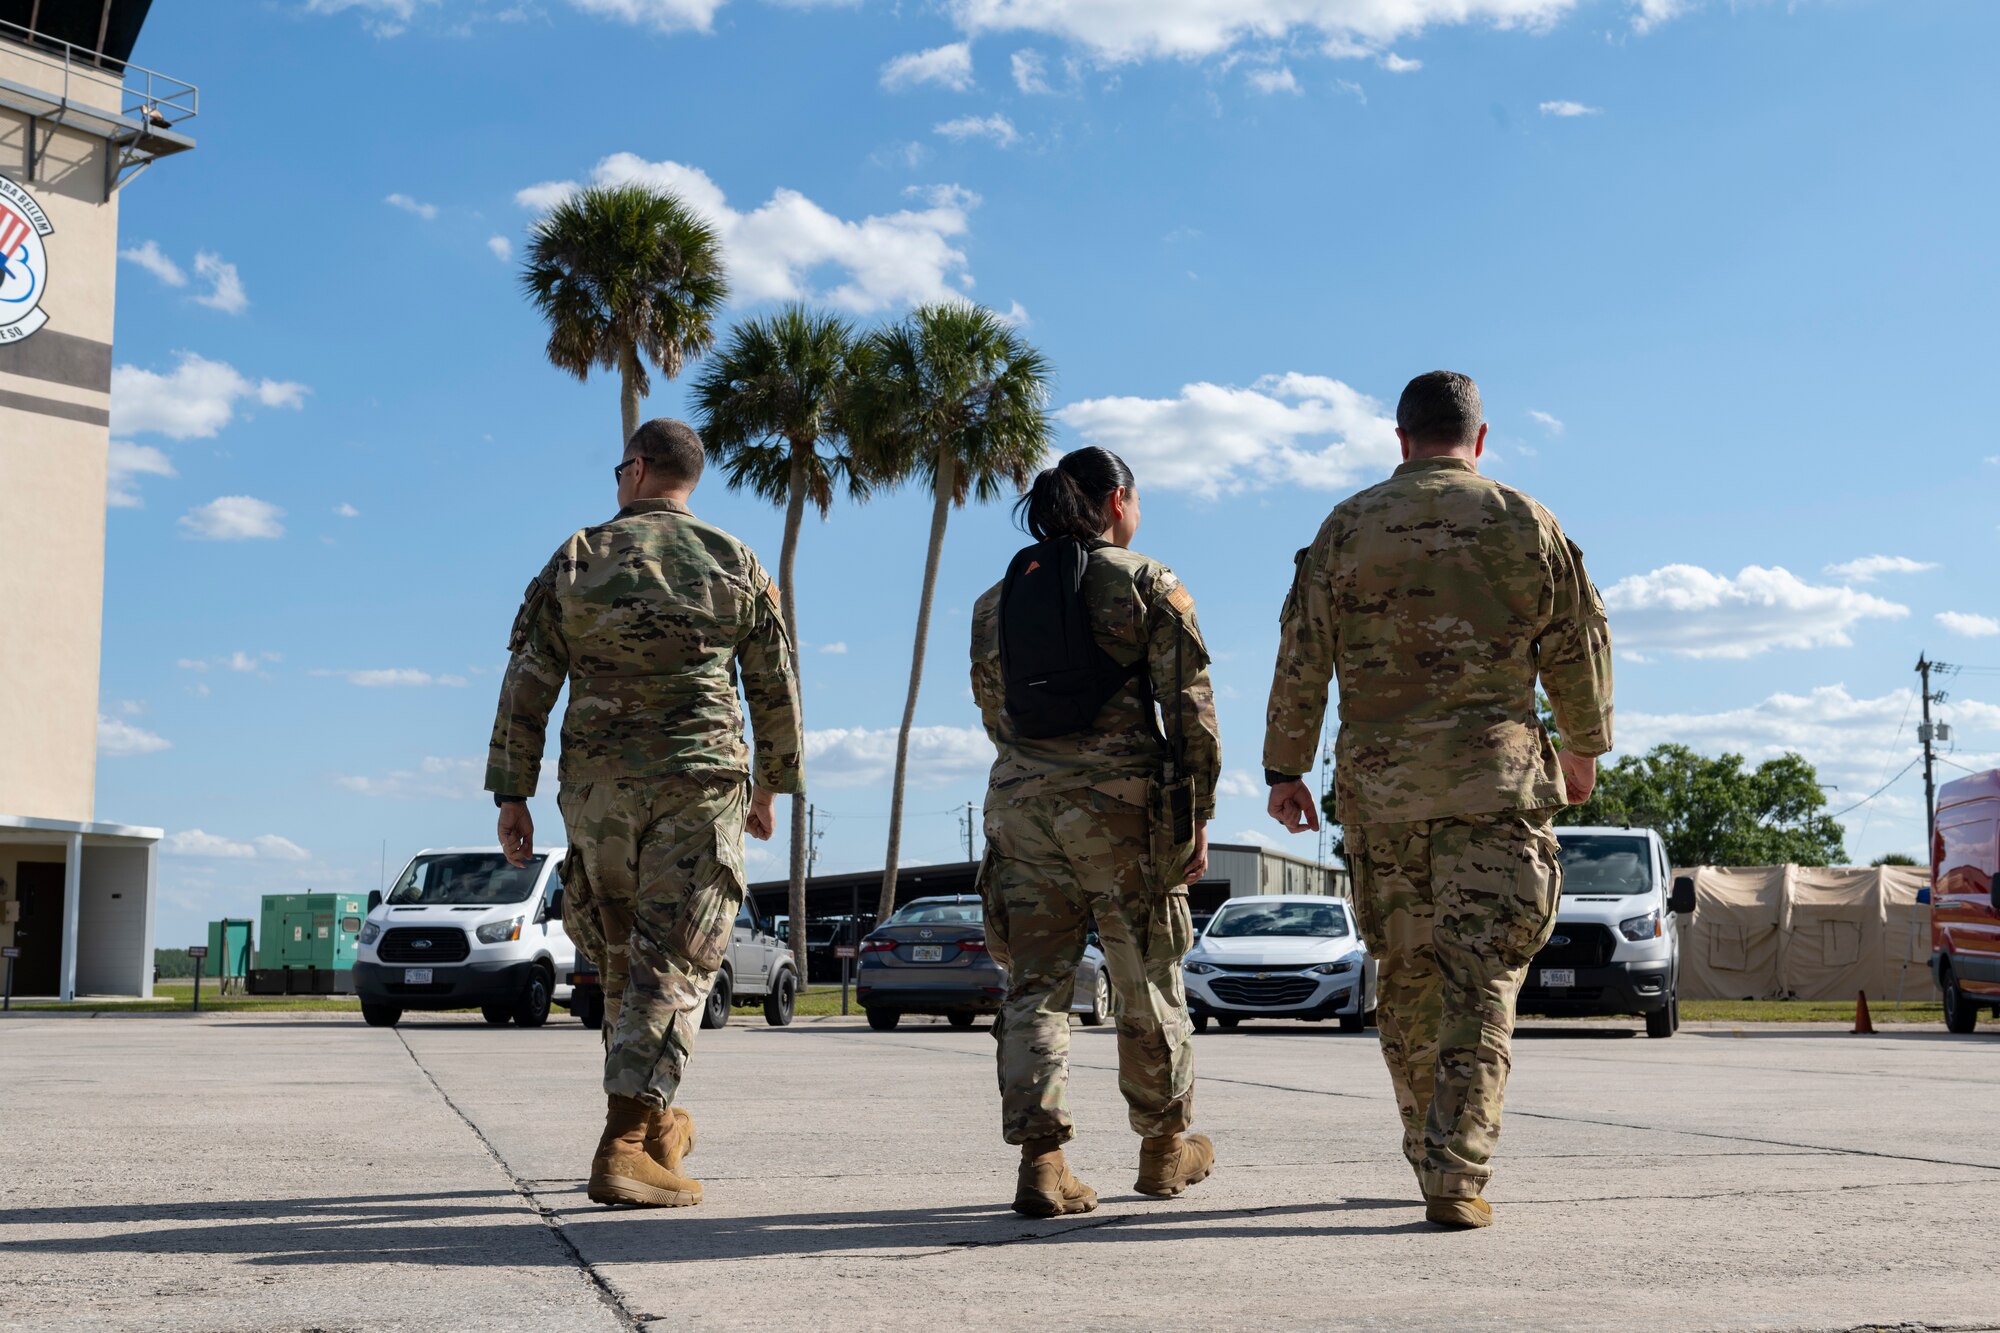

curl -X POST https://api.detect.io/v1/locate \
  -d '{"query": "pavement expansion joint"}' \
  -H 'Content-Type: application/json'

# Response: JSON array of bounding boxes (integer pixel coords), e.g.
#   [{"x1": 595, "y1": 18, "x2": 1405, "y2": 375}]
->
[{"x1": 393, "y1": 1030, "x2": 641, "y2": 1333}]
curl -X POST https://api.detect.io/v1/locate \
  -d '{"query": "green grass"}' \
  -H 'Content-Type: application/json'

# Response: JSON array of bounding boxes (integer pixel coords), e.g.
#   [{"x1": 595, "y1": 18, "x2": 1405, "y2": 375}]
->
[{"x1": 1678, "y1": 998, "x2": 1945, "y2": 1025}]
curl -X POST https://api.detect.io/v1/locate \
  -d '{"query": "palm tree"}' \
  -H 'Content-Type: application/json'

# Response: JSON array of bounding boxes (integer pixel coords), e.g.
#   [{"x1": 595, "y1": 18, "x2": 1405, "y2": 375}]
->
[
  {"x1": 850, "y1": 303, "x2": 1055, "y2": 923},
  {"x1": 521, "y1": 183, "x2": 728, "y2": 445},
  {"x1": 693, "y1": 306, "x2": 866, "y2": 976}
]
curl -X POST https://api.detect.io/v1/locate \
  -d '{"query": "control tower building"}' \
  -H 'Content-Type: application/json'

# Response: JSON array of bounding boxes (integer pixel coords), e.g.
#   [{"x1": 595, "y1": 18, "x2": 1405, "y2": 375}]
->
[{"x1": 0, "y1": 2, "x2": 196, "y2": 1000}]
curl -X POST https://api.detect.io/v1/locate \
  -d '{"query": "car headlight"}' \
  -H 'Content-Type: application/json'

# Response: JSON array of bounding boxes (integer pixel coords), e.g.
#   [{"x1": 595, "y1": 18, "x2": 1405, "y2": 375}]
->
[
  {"x1": 358, "y1": 921, "x2": 381, "y2": 945},
  {"x1": 1310, "y1": 957, "x2": 1359, "y2": 975},
  {"x1": 477, "y1": 916, "x2": 524, "y2": 944},
  {"x1": 1618, "y1": 910, "x2": 1661, "y2": 942},
  {"x1": 1184, "y1": 960, "x2": 1218, "y2": 975}
]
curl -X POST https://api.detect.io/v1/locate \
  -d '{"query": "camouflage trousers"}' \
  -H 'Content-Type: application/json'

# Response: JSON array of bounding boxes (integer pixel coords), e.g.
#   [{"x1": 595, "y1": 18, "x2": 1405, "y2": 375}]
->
[
  {"x1": 1345, "y1": 810, "x2": 1562, "y2": 1199},
  {"x1": 981, "y1": 783, "x2": 1196, "y2": 1145},
  {"x1": 557, "y1": 772, "x2": 747, "y2": 1110}
]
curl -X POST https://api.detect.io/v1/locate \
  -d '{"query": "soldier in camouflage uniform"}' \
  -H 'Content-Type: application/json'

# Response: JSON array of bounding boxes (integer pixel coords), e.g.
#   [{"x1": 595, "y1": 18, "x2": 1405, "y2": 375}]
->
[
  {"x1": 487, "y1": 418, "x2": 804, "y2": 1210},
  {"x1": 970, "y1": 448, "x2": 1223, "y2": 1217},
  {"x1": 1262, "y1": 372, "x2": 1613, "y2": 1230}
]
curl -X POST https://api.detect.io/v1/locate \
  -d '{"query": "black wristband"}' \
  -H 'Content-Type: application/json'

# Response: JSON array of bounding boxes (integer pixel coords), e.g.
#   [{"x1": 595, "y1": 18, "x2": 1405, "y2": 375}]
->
[
  {"x1": 493, "y1": 793, "x2": 527, "y2": 807},
  {"x1": 1264, "y1": 769, "x2": 1304, "y2": 787}
]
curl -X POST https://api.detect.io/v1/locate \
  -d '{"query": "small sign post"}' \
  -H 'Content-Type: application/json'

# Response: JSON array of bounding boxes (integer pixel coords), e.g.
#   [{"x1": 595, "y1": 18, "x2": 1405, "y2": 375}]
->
[
  {"x1": 187, "y1": 945, "x2": 209, "y2": 1014},
  {"x1": 836, "y1": 936, "x2": 858, "y2": 1016},
  {"x1": 1, "y1": 946, "x2": 18, "y2": 1011}
]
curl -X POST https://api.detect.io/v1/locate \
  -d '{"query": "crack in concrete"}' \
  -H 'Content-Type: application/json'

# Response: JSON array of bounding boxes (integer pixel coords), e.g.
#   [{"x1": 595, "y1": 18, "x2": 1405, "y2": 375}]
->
[{"x1": 394, "y1": 1031, "x2": 638, "y2": 1333}]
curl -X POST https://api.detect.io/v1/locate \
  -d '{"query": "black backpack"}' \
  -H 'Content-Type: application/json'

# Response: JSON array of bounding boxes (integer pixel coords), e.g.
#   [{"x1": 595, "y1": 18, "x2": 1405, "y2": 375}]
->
[{"x1": 998, "y1": 538, "x2": 1141, "y2": 739}]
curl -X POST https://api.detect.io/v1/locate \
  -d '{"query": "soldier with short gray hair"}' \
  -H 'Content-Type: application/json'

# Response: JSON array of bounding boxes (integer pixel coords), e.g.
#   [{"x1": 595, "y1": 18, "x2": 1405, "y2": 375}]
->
[
  {"x1": 487, "y1": 416, "x2": 803, "y2": 1209},
  {"x1": 1263, "y1": 370, "x2": 1612, "y2": 1229}
]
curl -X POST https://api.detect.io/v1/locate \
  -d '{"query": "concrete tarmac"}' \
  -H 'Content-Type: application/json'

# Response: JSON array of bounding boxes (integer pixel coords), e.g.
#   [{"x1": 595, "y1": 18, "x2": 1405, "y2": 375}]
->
[{"x1": 3, "y1": 1009, "x2": 1998, "y2": 1332}]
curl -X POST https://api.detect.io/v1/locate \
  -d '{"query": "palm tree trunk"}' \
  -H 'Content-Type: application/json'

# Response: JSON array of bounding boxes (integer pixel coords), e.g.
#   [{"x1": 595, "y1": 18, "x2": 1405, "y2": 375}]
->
[
  {"x1": 878, "y1": 448, "x2": 956, "y2": 923},
  {"x1": 619, "y1": 343, "x2": 643, "y2": 446},
  {"x1": 779, "y1": 447, "x2": 811, "y2": 977}
]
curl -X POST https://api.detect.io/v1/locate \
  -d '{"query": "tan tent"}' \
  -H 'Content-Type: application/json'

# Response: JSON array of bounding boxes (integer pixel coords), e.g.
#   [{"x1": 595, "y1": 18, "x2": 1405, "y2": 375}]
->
[{"x1": 1674, "y1": 865, "x2": 1933, "y2": 1002}]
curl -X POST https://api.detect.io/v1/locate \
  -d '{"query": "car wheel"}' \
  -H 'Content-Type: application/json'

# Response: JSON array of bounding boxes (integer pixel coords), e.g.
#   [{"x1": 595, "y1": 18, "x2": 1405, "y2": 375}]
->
[
  {"x1": 481, "y1": 1005, "x2": 513, "y2": 1026},
  {"x1": 1191, "y1": 1012, "x2": 1209, "y2": 1033},
  {"x1": 865, "y1": 1006, "x2": 900, "y2": 1031},
  {"x1": 361, "y1": 1003, "x2": 402, "y2": 1028},
  {"x1": 1943, "y1": 961, "x2": 1978, "y2": 1034},
  {"x1": 1339, "y1": 1008, "x2": 1365, "y2": 1033},
  {"x1": 1080, "y1": 972, "x2": 1110, "y2": 1027},
  {"x1": 948, "y1": 1011, "x2": 977, "y2": 1029},
  {"x1": 1217, "y1": 1016, "x2": 1240, "y2": 1030},
  {"x1": 576, "y1": 989, "x2": 604, "y2": 1031},
  {"x1": 1645, "y1": 992, "x2": 1677, "y2": 1039},
  {"x1": 513, "y1": 968, "x2": 553, "y2": 1028},
  {"x1": 701, "y1": 970, "x2": 733, "y2": 1030},
  {"x1": 763, "y1": 971, "x2": 796, "y2": 1027}
]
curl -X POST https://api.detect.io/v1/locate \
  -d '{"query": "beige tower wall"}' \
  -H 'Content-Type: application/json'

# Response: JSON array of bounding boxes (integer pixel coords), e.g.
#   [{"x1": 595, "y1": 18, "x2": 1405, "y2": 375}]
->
[{"x1": 0, "y1": 78, "x2": 123, "y2": 823}]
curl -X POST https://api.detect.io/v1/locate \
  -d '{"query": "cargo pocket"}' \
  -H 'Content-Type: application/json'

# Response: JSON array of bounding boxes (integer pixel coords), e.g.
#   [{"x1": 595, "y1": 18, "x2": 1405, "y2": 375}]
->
[
  {"x1": 1146, "y1": 886, "x2": 1194, "y2": 963},
  {"x1": 661, "y1": 822, "x2": 744, "y2": 976},
  {"x1": 1489, "y1": 819, "x2": 1563, "y2": 971},
  {"x1": 976, "y1": 848, "x2": 1014, "y2": 973}
]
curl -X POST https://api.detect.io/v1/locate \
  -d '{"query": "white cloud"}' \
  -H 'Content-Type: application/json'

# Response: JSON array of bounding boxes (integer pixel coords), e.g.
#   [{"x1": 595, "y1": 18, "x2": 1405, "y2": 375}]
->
[
  {"x1": 568, "y1": 0, "x2": 728, "y2": 32},
  {"x1": 1619, "y1": 685, "x2": 1933, "y2": 786},
  {"x1": 1938, "y1": 612, "x2": 2000, "y2": 639},
  {"x1": 178, "y1": 651, "x2": 279, "y2": 674},
  {"x1": 947, "y1": 0, "x2": 1581, "y2": 62},
  {"x1": 1228, "y1": 827, "x2": 1282, "y2": 850},
  {"x1": 111, "y1": 353, "x2": 307, "y2": 440},
  {"x1": 192, "y1": 252, "x2": 248, "y2": 314},
  {"x1": 1540, "y1": 100, "x2": 1600, "y2": 117},
  {"x1": 934, "y1": 113, "x2": 1019, "y2": 146},
  {"x1": 1528, "y1": 409, "x2": 1564, "y2": 435},
  {"x1": 820, "y1": 641, "x2": 849, "y2": 654},
  {"x1": 106, "y1": 440, "x2": 176, "y2": 508},
  {"x1": 518, "y1": 155, "x2": 978, "y2": 314},
  {"x1": 179, "y1": 496, "x2": 286, "y2": 541},
  {"x1": 1379, "y1": 52, "x2": 1421, "y2": 71},
  {"x1": 301, "y1": 0, "x2": 426, "y2": 37},
  {"x1": 1217, "y1": 769, "x2": 1263, "y2": 800},
  {"x1": 98, "y1": 715, "x2": 170, "y2": 756},
  {"x1": 1600, "y1": 564, "x2": 1908, "y2": 660},
  {"x1": 998, "y1": 300, "x2": 1030, "y2": 327},
  {"x1": 311, "y1": 668, "x2": 468, "y2": 687},
  {"x1": 881, "y1": 42, "x2": 975, "y2": 91},
  {"x1": 335, "y1": 502, "x2": 361, "y2": 518},
  {"x1": 1824, "y1": 555, "x2": 1937, "y2": 583},
  {"x1": 120, "y1": 240, "x2": 185, "y2": 287},
  {"x1": 336, "y1": 756, "x2": 483, "y2": 800},
  {"x1": 385, "y1": 192, "x2": 439, "y2": 220},
  {"x1": 1012, "y1": 48, "x2": 1052, "y2": 93},
  {"x1": 164, "y1": 830, "x2": 311, "y2": 861},
  {"x1": 1631, "y1": 0, "x2": 1694, "y2": 33},
  {"x1": 486, "y1": 235, "x2": 513, "y2": 262},
  {"x1": 1247, "y1": 65, "x2": 1301, "y2": 94},
  {"x1": 1058, "y1": 372, "x2": 1399, "y2": 498},
  {"x1": 804, "y1": 725, "x2": 993, "y2": 788}
]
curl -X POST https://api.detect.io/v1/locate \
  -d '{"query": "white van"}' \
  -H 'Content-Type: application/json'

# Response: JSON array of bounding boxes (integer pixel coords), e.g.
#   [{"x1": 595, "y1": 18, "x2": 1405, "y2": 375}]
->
[
  {"x1": 1516, "y1": 825, "x2": 1697, "y2": 1038},
  {"x1": 354, "y1": 846, "x2": 573, "y2": 1029}
]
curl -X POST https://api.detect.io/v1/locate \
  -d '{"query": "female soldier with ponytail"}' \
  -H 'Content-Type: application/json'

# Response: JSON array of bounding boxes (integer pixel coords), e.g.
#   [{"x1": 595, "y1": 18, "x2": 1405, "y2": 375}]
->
[{"x1": 969, "y1": 446, "x2": 1223, "y2": 1217}]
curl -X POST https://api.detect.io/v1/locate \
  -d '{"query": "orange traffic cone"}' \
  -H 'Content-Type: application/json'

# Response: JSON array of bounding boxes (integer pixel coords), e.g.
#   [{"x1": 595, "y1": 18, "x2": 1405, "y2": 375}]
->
[{"x1": 1851, "y1": 990, "x2": 1874, "y2": 1035}]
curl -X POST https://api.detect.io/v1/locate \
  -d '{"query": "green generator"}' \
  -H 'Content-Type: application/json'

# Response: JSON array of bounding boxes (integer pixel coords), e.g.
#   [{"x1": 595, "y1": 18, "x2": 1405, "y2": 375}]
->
[
  {"x1": 247, "y1": 893, "x2": 365, "y2": 994},
  {"x1": 204, "y1": 918, "x2": 254, "y2": 994}
]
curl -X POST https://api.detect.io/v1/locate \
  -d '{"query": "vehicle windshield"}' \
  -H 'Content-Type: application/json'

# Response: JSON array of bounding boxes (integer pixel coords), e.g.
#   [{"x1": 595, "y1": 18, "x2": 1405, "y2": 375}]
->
[
  {"x1": 887, "y1": 901, "x2": 984, "y2": 927},
  {"x1": 1205, "y1": 901, "x2": 1350, "y2": 938},
  {"x1": 1559, "y1": 835, "x2": 1653, "y2": 895},
  {"x1": 387, "y1": 853, "x2": 545, "y2": 907}
]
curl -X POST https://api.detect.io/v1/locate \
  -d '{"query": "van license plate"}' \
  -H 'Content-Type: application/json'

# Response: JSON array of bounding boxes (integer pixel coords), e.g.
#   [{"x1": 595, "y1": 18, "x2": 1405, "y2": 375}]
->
[
  {"x1": 404, "y1": 968, "x2": 433, "y2": 985},
  {"x1": 911, "y1": 945, "x2": 943, "y2": 963},
  {"x1": 1540, "y1": 968, "x2": 1575, "y2": 989}
]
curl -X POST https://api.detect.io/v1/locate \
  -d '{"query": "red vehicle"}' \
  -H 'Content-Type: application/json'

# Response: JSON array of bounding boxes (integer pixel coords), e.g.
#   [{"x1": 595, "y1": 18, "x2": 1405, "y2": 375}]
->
[{"x1": 1931, "y1": 769, "x2": 2000, "y2": 1033}]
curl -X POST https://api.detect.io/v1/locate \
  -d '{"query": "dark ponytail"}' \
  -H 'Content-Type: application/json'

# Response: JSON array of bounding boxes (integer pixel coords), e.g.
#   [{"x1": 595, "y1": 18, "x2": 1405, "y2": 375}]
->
[{"x1": 1013, "y1": 447, "x2": 1136, "y2": 543}]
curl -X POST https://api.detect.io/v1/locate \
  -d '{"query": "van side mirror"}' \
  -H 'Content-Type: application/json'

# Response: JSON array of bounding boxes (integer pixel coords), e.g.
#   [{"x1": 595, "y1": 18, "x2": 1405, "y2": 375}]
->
[
  {"x1": 547, "y1": 887, "x2": 565, "y2": 922},
  {"x1": 1669, "y1": 875, "x2": 1697, "y2": 916},
  {"x1": 367, "y1": 890, "x2": 383, "y2": 913}
]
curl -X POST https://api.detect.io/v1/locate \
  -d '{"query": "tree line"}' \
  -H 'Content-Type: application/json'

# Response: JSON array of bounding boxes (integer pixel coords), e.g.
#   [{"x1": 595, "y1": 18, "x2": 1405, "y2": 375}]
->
[{"x1": 521, "y1": 182, "x2": 1052, "y2": 970}]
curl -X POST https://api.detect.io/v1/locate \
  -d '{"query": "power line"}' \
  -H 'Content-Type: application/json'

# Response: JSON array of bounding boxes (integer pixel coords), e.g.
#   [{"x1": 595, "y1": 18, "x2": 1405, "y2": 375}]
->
[{"x1": 1828, "y1": 756, "x2": 1920, "y2": 820}]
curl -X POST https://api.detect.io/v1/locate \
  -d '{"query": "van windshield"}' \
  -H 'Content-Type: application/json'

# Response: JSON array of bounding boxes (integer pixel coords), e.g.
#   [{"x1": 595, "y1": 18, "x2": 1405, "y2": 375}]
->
[
  {"x1": 1559, "y1": 835, "x2": 1653, "y2": 895},
  {"x1": 388, "y1": 853, "x2": 545, "y2": 907}
]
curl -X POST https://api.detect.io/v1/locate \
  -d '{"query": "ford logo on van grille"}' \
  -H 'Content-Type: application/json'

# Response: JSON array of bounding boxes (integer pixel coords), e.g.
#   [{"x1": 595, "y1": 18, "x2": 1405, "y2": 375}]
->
[
  {"x1": 1549, "y1": 935, "x2": 1570, "y2": 947},
  {"x1": 411, "y1": 939, "x2": 433, "y2": 950}
]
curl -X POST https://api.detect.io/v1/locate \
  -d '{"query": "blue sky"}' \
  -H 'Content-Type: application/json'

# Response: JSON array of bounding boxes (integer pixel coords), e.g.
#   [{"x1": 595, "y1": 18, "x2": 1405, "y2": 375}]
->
[{"x1": 96, "y1": 0, "x2": 1999, "y2": 947}]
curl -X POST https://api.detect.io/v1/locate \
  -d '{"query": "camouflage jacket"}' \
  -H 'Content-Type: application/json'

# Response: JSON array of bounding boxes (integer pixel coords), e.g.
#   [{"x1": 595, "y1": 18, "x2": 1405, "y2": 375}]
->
[
  {"x1": 1263, "y1": 457, "x2": 1613, "y2": 824},
  {"x1": 971, "y1": 542, "x2": 1222, "y2": 820},
  {"x1": 484, "y1": 497, "x2": 805, "y2": 799}
]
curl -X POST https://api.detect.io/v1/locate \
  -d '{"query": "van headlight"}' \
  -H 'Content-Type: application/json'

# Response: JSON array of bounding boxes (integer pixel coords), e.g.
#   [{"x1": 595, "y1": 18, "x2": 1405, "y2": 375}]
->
[
  {"x1": 358, "y1": 921, "x2": 381, "y2": 945},
  {"x1": 1618, "y1": 910, "x2": 1661, "y2": 942},
  {"x1": 477, "y1": 916, "x2": 524, "y2": 944}
]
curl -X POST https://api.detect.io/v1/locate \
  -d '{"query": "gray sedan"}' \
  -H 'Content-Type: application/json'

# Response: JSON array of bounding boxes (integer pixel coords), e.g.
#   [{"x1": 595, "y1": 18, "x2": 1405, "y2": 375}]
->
[{"x1": 857, "y1": 895, "x2": 1109, "y2": 1031}]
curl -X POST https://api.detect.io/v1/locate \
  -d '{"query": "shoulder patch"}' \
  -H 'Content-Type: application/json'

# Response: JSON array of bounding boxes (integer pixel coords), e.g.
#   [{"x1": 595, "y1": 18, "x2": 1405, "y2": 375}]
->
[
  {"x1": 764, "y1": 580, "x2": 784, "y2": 617},
  {"x1": 1167, "y1": 582, "x2": 1196, "y2": 616}
]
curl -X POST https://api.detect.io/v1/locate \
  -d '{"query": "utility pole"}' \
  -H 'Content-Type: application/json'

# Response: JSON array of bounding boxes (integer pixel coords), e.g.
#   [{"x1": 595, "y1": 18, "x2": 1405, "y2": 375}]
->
[
  {"x1": 1917, "y1": 656, "x2": 1952, "y2": 858},
  {"x1": 960, "y1": 802, "x2": 976, "y2": 864}
]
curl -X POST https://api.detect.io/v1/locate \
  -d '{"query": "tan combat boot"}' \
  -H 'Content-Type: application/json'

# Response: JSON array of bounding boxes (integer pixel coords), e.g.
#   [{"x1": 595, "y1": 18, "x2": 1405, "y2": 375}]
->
[
  {"x1": 1134, "y1": 1132, "x2": 1215, "y2": 1198},
  {"x1": 645, "y1": 1106, "x2": 697, "y2": 1173},
  {"x1": 1424, "y1": 1194, "x2": 1493, "y2": 1230},
  {"x1": 1013, "y1": 1137, "x2": 1098, "y2": 1218},
  {"x1": 587, "y1": 1094, "x2": 702, "y2": 1208}
]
